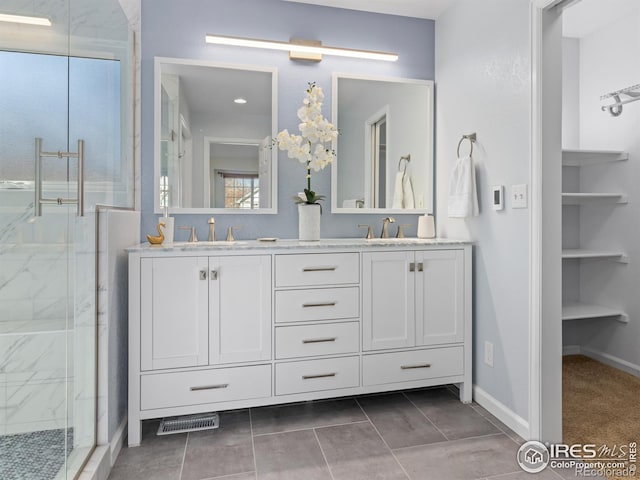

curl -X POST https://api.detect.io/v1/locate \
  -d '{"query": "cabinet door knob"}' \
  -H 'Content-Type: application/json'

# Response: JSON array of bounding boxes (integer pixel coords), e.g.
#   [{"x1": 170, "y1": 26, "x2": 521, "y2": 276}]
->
[
  {"x1": 409, "y1": 262, "x2": 415, "y2": 272},
  {"x1": 199, "y1": 270, "x2": 207, "y2": 280},
  {"x1": 211, "y1": 270, "x2": 218, "y2": 280},
  {"x1": 417, "y1": 263, "x2": 424, "y2": 272}
]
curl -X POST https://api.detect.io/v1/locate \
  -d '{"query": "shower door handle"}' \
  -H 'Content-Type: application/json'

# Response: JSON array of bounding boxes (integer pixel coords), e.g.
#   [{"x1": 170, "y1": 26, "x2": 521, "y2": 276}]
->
[{"x1": 35, "y1": 138, "x2": 85, "y2": 217}]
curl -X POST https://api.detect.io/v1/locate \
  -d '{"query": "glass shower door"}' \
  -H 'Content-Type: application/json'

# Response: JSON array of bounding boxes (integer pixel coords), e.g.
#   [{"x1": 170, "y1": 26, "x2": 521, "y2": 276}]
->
[{"x1": 0, "y1": 49, "x2": 82, "y2": 479}]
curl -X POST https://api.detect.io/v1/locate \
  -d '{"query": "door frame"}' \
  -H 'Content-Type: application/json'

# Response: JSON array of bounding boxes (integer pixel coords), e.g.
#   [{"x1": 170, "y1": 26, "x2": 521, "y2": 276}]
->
[{"x1": 529, "y1": 0, "x2": 574, "y2": 443}]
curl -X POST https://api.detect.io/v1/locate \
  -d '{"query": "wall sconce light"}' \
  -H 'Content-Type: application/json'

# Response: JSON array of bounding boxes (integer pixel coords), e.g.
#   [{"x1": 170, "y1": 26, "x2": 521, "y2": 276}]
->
[
  {"x1": 205, "y1": 34, "x2": 398, "y2": 62},
  {"x1": 0, "y1": 13, "x2": 52, "y2": 26}
]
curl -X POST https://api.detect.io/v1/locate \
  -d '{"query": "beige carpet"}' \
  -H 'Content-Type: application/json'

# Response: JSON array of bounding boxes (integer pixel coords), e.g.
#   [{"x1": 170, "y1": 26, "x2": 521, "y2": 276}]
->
[{"x1": 563, "y1": 355, "x2": 640, "y2": 479}]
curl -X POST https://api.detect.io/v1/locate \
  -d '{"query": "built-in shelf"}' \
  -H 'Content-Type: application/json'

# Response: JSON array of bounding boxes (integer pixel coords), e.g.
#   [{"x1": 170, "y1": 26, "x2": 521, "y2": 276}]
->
[
  {"x1": 562, "y1": 149, "x2": 628, "y2": 166},
  {"x1": 562, "y1": 249, "x2": 629, "y2": 263},
  {"x1": 562, "y1": 302, "x2": 628, "y2": 323},
  {"x1": 562, "y1": 193, "x2": 627, "y2": 205}
]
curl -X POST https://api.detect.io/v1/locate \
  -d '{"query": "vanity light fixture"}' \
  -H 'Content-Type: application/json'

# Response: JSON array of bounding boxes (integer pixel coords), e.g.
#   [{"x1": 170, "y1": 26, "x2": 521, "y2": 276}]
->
[
  {"x1": 234, "y1": 97, "x2": 248, "y2": 104},
  {"x1": 0, "y1": 13, "x2": 52, "y2": 26},
  {"x1": 205, "y1": 34, "x2": 398, "y2": 62}
]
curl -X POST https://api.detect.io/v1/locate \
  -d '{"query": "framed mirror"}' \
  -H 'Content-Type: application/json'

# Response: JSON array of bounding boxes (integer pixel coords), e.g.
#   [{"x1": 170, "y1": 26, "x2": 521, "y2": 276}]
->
[
  {"x1": 331, "y1": 73, "x2": 434, "y2": 214},
  {"x1": 154, "y1": 57, "x2": 278, "y2": 214}
]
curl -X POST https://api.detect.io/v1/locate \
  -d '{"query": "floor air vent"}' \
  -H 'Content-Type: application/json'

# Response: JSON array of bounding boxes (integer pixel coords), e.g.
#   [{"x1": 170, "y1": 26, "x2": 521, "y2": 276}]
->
[{"x1": 157, "y1": 412, "x2": 220, "y2": 435}]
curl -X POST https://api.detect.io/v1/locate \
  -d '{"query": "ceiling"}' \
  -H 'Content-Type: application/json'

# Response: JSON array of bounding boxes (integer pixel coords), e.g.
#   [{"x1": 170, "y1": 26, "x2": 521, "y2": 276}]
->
[
  {"x1": 563, "y1": 0, "x2": 638, "y2": 38},
  {"x1": 282, "y1": 0, "x2": 456, "y2": 19}
]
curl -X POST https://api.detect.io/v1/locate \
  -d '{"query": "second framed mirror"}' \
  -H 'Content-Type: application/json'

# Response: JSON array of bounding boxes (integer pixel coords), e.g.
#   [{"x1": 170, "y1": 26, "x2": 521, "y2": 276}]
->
[{"x1": 331, "y1": 73, "x2": 434, "y2": 214}]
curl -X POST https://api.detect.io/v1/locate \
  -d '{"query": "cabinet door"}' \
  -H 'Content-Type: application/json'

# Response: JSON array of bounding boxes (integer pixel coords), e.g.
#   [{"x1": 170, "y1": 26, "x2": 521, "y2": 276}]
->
[
  {"x1": 209, "y1": 255, "x2": 272, "y2": 364},
  {"x1": 362, "y1": 251, "x2": 415, "y2": 351},
  {"x1": 140, "y1": 257, "x2": 209, "y2": 371},
  {"x1": 415, "y1": 250, "x2": 464, "y2": 346}
]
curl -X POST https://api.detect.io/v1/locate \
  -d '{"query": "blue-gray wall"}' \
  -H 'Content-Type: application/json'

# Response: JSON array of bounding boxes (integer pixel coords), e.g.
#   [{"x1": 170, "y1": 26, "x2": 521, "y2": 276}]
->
[{"x1": 141, "y1": 0, "x2": 435, "y2": 241}]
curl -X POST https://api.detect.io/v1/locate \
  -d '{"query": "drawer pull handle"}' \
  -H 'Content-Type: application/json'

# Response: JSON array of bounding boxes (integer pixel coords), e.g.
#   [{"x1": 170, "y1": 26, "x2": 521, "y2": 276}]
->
[
  {"x1": 302, "y1": 266, "x2": 337, "y2": 272},
  {"x1": 302, "y1": 373, "x2": 336, "y2": 380},
  {"x1": 302, "y1": 302, "x2": 337, "y2": 308},
  {"x1": 190, "y1": 384, "x2": 229, "y2": 391},
  {"x1": 400, "y1": 364, "x2": 432, "y2": 370},
  {"x1": 302, "y1": 337, "x2": 337, "y2": 344}
]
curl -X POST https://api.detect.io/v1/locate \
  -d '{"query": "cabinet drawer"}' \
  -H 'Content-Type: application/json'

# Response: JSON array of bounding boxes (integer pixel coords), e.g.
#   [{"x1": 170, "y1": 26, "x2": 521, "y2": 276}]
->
[
  {"x1": 275, "y1": 356, "x2": 360, "y2": 395},
  {"x1": 275, "y1": 287, "x2": 359, "y2": 323},
  {"x1": 275, "y1": 322, "x2": 359, "y2": 359},
  {"x1": 362, "y1": 347, "x2": 463, "y2": 386},
  {"x1": 140, "y1": 365, "x2": 271, "y2": 411},
  {"x1": 275, "y1": 253, "x2": 359, "y2": 287}
]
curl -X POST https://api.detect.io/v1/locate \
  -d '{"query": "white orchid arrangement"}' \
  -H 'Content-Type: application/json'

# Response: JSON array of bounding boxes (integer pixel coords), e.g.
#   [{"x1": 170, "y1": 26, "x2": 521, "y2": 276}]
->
[{"x1": 276, "y1": 82, "x2": 338, "y2": 205}]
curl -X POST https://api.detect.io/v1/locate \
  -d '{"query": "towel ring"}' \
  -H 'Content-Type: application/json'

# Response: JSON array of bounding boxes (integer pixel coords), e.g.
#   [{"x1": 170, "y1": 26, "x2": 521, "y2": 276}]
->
[
  {"x1": 457, "y1": 133, "x2": 477, "y2": 158},
  {"x1": 398, "y1": 154, "x2": 411, "y2": 173}
]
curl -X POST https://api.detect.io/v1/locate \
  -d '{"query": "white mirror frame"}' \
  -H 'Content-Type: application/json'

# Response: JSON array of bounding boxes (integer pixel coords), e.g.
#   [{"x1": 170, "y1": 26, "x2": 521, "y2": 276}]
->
[
  {"x1": 331, "y1": 72, "x2": 434, "y2": 215},
  {"x1": 153, "y1": 57, "x2": 278, "y2": 214}
]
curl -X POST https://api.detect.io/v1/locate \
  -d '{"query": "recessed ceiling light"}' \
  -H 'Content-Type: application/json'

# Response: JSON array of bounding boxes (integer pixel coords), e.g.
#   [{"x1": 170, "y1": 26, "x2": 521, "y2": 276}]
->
[
  {"x1": 0, "y1": 13, "x2": 52, "y2": 26},
  {"x1": 234, "y1": 98, "x2": 248, "y2": 104}
]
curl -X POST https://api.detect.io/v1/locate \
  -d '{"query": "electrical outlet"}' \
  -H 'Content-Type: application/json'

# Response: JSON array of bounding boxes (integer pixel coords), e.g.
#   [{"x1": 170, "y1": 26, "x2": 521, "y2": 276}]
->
[{"x1": 484, "y1": 341, "x2": 494, "y2": 367}]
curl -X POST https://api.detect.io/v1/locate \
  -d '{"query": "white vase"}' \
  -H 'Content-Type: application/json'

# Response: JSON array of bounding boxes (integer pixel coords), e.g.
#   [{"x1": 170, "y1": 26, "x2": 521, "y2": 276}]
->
[{"x1": 298, "y1": 203, "x2": 321, "y2": 241}]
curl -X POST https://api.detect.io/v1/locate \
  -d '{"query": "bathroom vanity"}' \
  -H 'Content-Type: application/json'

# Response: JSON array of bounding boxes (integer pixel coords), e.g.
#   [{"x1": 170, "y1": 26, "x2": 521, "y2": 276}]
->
[{"x1": 127, "y1": 239, "x2": 472, "y2": 446}]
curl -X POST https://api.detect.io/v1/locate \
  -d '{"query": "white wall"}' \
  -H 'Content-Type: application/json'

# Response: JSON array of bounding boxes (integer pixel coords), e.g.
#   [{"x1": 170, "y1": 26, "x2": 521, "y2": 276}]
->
[
  {"x1": 562, "y1": 38, "x2": 580, "y2": 149},
  {"x1": 567, "y1": 10, "x2": 640, "y2": 374},
  {"x1": 436, "y1": 0, "x2": 531, "y2": 423}
]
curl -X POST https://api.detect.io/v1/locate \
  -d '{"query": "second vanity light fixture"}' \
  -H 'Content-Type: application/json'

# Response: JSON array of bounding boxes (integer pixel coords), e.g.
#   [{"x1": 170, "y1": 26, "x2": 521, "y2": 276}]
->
[{"x1": 205, "y1": 34, "x2": 398, "y2": 62}]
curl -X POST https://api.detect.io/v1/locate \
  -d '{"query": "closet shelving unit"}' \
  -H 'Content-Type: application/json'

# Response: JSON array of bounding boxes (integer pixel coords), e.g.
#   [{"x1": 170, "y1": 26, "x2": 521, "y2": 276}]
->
[{"x1": 561, "y1": 149, "x2": 629, "y2": 323}]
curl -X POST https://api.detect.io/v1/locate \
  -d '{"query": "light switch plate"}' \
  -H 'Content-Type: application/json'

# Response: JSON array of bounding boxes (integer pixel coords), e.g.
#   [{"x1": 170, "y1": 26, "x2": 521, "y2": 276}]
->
[{"x1": 512, "y1": 184, "x2": 528, "y2": 209}]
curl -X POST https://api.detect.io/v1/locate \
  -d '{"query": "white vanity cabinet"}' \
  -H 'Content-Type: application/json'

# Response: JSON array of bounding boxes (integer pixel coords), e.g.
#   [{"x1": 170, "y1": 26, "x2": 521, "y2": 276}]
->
[
  {"x1": 140, "y1": 256, "x2": 210, "y2": 370},
  {"x1": 362, "y1": 249, "x2": 464, "y2": 351},
  {"x1": 128, "y1": 240, "x2": 471, "y2": 447}
]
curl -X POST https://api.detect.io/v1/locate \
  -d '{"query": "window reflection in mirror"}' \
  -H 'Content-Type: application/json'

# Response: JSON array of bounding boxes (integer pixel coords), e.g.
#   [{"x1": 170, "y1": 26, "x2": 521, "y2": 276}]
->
[
  {"x1": 332, "y1": 74, "x2": 434, "y2": 214},
  {"x1": 154, "y1": 58, "x2": 277, "y2": 214}
]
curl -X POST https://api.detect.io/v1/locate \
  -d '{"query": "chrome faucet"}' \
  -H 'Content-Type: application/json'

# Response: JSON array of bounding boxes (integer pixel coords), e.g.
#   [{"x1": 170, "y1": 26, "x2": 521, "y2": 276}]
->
[
  {"x1": 208, "y1": 217, "x2": 216, "y2": 241},
  {"x1": 380, "y1": 217, "x2": 396, "y2": 238}
]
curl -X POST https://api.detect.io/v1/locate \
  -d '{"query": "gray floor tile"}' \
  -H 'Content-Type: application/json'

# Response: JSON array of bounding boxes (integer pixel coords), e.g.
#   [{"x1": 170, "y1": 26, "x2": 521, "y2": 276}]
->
[
  {"x1": 470, "y1": 404, "x2": 524, "y2": 443},
  {"x1": 357, "y1": 393, "x2": 446, "y2": 449},
  {"x1": 251, "y1": 398, "x2": 367, "y2": 435},
  {"x1": 181, "y1": 410, "x2": 254, "y2": 480},
  {"x1": 112, "y1": 420, "x2": 186, "y2": 473},
  {"x1": 553, "y1": 464, "x2": 606, "y2": 480},
  {"x1": 394, "y1": 434, "x2": 519, "y2": 480},
  {"x1": 484, "y1": 470, "x2": 562, "y2": 479},
  {"x1": 253, "y1": 429, "x2": 331, "y2": 480},
  {"x1": 109, "y1": 462, "x2": 181, "y2": 480},
  {"x1": 315, "y1": 422, "x2": 408, "y2": 480},
  {"x1": 406, "y1": 388, "x2": 500, "y2": 440}
]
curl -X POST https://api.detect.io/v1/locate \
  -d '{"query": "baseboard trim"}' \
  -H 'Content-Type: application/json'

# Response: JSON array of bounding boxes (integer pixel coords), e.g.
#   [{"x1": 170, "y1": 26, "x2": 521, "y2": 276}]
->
[
  {"x1": 562, "y1": 345, "x2": 581, "y2": 356},
  {"x1": 473, "y1": 385, "x2": 529, "y2": 440},
  {"x1": 580, "y1": 346, "x2": 640, "y2": 378}
]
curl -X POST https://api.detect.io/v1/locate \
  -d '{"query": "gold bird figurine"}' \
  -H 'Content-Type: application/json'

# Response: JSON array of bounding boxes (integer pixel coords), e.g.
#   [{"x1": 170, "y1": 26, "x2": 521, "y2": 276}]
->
[{"x1": 147, "y1": 222, "x2": 166, "y2": 245}]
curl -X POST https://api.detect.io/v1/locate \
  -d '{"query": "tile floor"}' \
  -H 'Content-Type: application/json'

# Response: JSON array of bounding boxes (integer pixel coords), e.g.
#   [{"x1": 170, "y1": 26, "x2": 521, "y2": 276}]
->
[{"x1": 108, "y1": 387, "x2": 581, "y2": 480}]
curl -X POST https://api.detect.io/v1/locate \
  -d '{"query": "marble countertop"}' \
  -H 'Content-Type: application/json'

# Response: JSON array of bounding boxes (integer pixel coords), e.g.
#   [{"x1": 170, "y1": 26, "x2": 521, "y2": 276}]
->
[{"x1": 126, "y1": 237, "x2": 471, "y2": 253}]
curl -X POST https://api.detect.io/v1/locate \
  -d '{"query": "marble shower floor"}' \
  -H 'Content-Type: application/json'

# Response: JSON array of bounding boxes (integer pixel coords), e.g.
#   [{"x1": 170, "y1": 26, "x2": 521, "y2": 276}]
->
[
  {"x1": 108, "y1": 386, "x2": 585, "y2": 480},
  {"x1": 0, "y1": 428, "x2": 73, "y2": 480}
]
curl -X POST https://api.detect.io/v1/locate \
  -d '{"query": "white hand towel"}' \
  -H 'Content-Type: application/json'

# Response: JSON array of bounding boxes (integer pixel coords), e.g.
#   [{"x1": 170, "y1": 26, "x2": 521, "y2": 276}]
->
[
  {"x1": 392, "y1": 172, "x2": 415, "y2": 209},
  {"x1": 392, "y1": 172, "x2": 404, "y2": 209},
  {"x1": 403, "y1": 174, "x2": 415, "y2": 209},
  {"x1": 448, "y1": 155, "x2": 479, "y2": 217}
]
